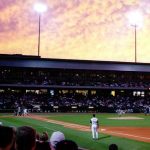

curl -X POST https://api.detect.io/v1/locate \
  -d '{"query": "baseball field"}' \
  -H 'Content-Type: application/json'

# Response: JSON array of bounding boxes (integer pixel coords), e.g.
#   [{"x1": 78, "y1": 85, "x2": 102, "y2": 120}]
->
[{"x1": 0, "y1": 113, "x2": 150, "y2": 150}]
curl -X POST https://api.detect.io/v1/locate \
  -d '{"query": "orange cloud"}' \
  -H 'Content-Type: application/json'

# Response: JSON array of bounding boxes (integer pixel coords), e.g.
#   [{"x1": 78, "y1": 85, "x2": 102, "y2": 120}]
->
[{"x1": 0, "y1": 0, "x2": 149, "y2": 63}]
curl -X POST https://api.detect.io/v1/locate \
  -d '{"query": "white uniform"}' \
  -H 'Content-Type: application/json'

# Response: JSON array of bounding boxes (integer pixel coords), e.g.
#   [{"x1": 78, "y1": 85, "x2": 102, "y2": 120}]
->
[
  {"x1": 117, "y1": 109, "x2": 124, "y2": 117},
  {"x1": 17, "y1": 107, "x2": 21, "y2": 116},
  {"x1": 23, "y1": 108, "x2": 28, "y2": 116},
  {"x1": 90, "y1": 116, "x2": 99, "y2": 139}
]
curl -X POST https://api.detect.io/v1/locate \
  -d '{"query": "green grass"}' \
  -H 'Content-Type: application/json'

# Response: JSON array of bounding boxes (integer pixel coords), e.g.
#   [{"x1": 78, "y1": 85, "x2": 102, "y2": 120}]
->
[
  {"x1": 46, "y1": 113, "x2": 150, "y2": 127},
  {"x1": 0, "y1": 113, "x2": 150, "y2": 150}
]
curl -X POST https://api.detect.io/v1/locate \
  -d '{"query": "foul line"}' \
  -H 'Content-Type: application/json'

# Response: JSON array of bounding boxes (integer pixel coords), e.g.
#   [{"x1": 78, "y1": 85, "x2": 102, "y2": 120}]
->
[
  {"x1": 104, "y1": 130, "x2": 150, "y2": 140},
  {"x1": 27, "y1": 115, "x2": 150, "y2": 142}
]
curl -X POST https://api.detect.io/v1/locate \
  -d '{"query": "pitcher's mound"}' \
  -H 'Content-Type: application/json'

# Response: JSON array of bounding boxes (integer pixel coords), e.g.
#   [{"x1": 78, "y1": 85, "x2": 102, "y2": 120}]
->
[{"x1": 108, "y1": 116, "x2": 144, "y2": 120}]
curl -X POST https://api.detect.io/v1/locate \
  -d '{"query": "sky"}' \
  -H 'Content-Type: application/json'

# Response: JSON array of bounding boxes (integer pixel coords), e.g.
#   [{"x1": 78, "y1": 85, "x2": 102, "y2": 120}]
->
[{"x1": 0, "y1": 0, "x2": 150, "y2": 63}]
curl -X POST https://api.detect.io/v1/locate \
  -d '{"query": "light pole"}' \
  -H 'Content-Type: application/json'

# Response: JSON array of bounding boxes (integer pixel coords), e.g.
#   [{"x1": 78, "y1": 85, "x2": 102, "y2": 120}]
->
[
  {"x1": 127, "y1": 10, "x2": 143, "y2": 63},
  {"x1": 34, "y1": 2, "x2": 47, "y2": 57},
  {"x1": 132, "y1": 24, "x2": 137, "y2": 62}
]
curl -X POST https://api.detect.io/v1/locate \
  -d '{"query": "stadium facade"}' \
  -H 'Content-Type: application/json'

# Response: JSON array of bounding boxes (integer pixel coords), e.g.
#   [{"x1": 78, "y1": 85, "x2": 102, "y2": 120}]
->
[{"x1": 0, "y1": 54, "x2": 149, "y2": 113}]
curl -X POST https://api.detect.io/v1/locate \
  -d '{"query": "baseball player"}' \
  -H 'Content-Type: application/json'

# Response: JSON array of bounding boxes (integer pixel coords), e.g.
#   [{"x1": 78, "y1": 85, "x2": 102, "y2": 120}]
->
[
  {"x1": 23, "y1": 108, "x2": 28, "y2": 116},
  {"x1": 90, "y1": 114, "x2": 99, "y2": 140}
]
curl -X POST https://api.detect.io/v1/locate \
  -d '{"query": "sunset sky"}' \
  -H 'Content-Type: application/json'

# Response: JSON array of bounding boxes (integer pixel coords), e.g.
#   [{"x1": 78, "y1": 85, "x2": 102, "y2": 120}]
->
[{"x1": 0, "y1": 0, "x2": 150, "y2": 62}]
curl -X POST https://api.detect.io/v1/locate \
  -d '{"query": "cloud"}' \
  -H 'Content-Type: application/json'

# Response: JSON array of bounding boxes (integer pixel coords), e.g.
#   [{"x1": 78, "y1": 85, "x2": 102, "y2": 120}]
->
[{"x1": 0, "y1": 0, "x2": 149, "y2": 62}]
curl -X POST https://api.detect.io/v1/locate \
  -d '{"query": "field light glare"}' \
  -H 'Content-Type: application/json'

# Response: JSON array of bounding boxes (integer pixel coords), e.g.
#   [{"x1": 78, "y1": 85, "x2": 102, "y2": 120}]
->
[
  {"x1": 127, "y1": 10, "x2": 143, "y2": 28},
  {"x1": 34, "y1": 2, "x2": 47, "y2": 13}
]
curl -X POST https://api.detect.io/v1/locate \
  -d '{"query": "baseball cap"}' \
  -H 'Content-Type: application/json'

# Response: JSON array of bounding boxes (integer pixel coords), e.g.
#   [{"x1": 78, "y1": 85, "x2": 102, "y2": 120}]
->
[{"x1": 49, "y1": 131, "x2": 65, "y2": 147}]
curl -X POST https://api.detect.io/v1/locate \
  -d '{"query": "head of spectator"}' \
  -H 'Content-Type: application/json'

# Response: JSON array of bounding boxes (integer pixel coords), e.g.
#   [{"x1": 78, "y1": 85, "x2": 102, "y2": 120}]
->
[
  {"x1": 49, "y1": 131, "x2": 65, "y2": 150},
  {"x1": 16, "y1": 126, "x2": 36, "y2": 150},
  {"x1": 0, "y1": 125, "x2": 15, "y2": 150},
  {"x1": 36, "y1": 131, "x2": 50, "y2": 150},
  {"x1": 109, "y1": 144, "x2": 118, "y2": 150},
  {"x1": 55, "y1": 140, "x2": 78, "y2": 150},
  {"x1": 39, "y1": 132, "x2": 48, "y2": 142}
]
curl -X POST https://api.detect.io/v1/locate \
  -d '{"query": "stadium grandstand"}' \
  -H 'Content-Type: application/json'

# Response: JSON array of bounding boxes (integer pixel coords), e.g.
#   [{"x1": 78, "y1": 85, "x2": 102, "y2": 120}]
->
[{"x1": 0, "y1": 54, "x2": 150, "y2": 113}]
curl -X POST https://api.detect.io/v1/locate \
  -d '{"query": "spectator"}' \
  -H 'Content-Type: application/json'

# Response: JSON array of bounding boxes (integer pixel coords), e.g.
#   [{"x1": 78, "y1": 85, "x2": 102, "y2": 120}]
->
[
  {"x1": 16, "y1": 126, "x2": 36, "y2": 150},
  {"x1": 56, "y1": 140, "x2": 78, "y2": 150},
  {"x1": 36, "y1": 132, "x2": 50, "y2": 150},
  {"x1": 39, "y1": 132, "x2": 49, "y2": 142},
  {"x1": 36, "y1": 141, "x2": 50, "y2": 150},
  {"x1": 109, "y1": 144, "x2": 118, "y2": 150},
  {"x1": 49, "y1": 131, "x2": 65, "y2": 150},
  {"x1": 0, "y1": 126, "x2": 15, "y2": 150}
]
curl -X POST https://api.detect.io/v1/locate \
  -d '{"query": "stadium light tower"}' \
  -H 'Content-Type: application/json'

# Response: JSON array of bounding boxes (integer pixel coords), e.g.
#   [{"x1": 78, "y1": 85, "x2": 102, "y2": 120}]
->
[
  {"x1": 34, "y1": 2, "x2": 47, "y2": 57},
  {"x1": 127, "y1": 10, "x2": 143, "y2": 63}
]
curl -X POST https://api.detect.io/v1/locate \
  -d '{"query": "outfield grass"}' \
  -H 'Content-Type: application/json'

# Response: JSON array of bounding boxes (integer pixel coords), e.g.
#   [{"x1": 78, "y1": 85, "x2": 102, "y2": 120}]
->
[
  {"x1": 46, "y1": 113, "x2": 150, "y2": 127},
  {"x1": 0, "y1": 113, "x2": 150, "y2": 150}
]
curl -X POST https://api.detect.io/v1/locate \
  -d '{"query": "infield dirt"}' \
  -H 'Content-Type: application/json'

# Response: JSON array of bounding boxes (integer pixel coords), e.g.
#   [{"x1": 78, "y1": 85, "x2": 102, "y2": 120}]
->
[{"x1": 28, "y1": 114, "x2": 150, "y2": 143}]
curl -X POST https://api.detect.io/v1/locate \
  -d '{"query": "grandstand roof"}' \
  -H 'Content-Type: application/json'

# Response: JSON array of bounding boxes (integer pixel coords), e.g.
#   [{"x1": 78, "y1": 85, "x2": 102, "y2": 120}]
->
[{"x1": 0, "y1": 54, "x2": 150, "y2": 72}]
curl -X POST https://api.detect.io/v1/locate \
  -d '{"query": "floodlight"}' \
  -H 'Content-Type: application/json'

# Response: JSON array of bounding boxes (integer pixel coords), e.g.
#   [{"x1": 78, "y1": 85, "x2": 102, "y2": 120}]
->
[
  {"x1": 127, "y1": 10, "x2": 143, "y2": 28},
  {"x1": 34, "y1": 2, "x2": 47, "y2": 13}
]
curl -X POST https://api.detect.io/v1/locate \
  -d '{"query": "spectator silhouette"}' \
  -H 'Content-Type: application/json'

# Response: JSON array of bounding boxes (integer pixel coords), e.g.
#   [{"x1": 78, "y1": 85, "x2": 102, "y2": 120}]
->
[
  {"x1": 109, "y1": 144, "x2": 118, "y2": 150},
  {"x1": 56, "y1": 140, "x2": 78, "y2": 150},
  {"x1": 49, "y1": 131, "x2": 65, "y2": 150},
  {"x1": 39, "y1": 132, "x2": 49, "y2": 142},
  {"x1": 0, "y1": 126, "x2": 15, "y2": 150},
  {"x1": 16, "y1": 126, "x2": 36, "y2": 150},
  {"x1": 36, "y1": 131, "x2": 50, "y2": 150}
]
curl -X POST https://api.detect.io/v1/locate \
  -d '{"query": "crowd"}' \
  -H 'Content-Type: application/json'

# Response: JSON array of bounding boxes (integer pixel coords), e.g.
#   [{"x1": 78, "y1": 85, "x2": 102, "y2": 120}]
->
[
  {"x1": 0, "y1": 125, "x2": 79, "y2": 150},
  {"x1": 0, "y1": 124, "x2": 119, "y2": 150},
  {"x1": 0, "y1": 68, "x2": 149, "y2": 89},
  {"x1": 0, "y1": 67, "x2": 149, "y2": 114},
  {"x1": 0, "y1": 91, "x2": 149, "y2": 113}
]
